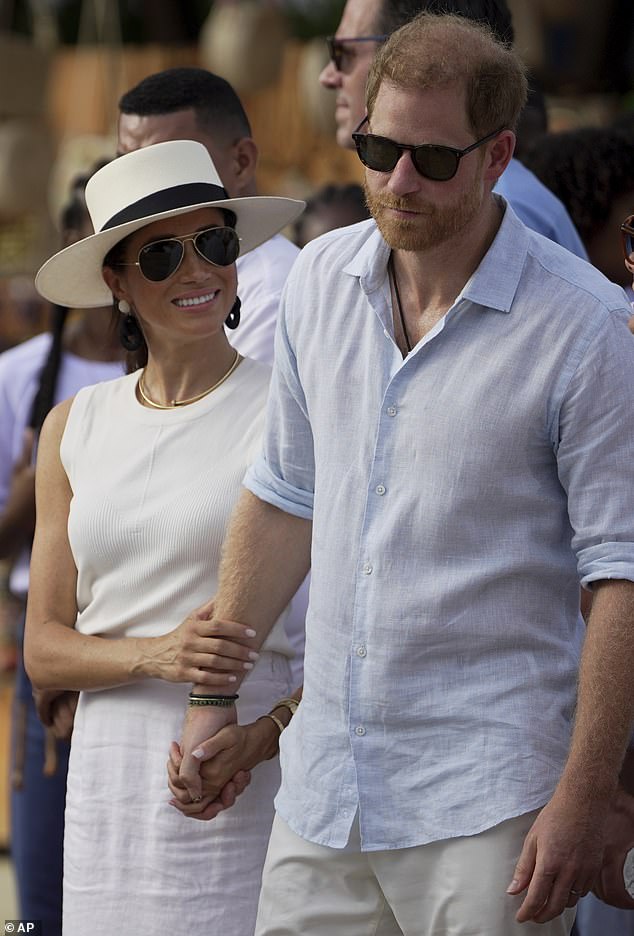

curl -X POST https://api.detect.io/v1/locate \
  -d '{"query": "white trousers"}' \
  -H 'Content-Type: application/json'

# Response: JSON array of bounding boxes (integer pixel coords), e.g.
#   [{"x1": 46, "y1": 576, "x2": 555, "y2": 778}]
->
[{"x1": 255, "y1": 810, "x2": 577, "y2": 936}]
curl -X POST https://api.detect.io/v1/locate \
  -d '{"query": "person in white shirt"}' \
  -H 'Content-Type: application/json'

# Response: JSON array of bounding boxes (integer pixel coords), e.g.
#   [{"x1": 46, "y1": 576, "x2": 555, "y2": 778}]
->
[
  {"x1": 118, "y1": 67, "x2": 308, "y2": 685},
  {"x1": 25, "y1": 140, "x2": 304, "y2": 936}
]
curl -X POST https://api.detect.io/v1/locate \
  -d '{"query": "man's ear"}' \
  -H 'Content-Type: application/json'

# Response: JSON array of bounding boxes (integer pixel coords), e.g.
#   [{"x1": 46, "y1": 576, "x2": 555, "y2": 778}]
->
[
  {"x1": 483, "y1": 129, "x2": 515, "y2": 183},
  {"x1": 232, "y1": 137, "x2": 259, "y2": 194}
]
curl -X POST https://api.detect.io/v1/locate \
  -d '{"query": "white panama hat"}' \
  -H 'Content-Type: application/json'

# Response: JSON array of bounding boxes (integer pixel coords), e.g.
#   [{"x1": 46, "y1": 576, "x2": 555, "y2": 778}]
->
[{"x1": 35, "y1": 139, "x2": 305, "y2": 308}]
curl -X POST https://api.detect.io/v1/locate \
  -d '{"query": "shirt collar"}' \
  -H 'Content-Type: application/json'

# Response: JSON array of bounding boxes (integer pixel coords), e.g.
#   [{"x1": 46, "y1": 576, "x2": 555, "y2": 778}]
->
[
  {"x1": 342, "y1": 222, "x2": 390, "y2": 294},
  {"x1": 459, "y1": 198, "x2": 528, "y2": 314},
  {"x1": 341, "y1": 198, "x2": 529, "y2": 315}
]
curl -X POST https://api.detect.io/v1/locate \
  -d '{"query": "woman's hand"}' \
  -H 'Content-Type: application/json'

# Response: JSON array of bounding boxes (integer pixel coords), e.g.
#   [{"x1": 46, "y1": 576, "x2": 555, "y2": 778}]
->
[
  {"x1": 168, "y1": 715, "x2": 280, "y2": 820},
  {"x1": 33, "y1": 688, "x2": 78, "y2": 740},
  {"x1": 139, "y1": 601, "x2": 259, "y2": 688},
  {"x1": 176, "y1": 702, "x2": 238, "y2": 801}
]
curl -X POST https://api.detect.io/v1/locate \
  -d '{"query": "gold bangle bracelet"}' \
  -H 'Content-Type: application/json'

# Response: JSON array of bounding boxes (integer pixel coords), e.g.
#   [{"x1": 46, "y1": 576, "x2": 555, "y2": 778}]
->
[
  {"x1": 259, "y1": 713, "x2": 285, "y2": 735},
  {"x1": 271, "y1": 697, "x2": 299, "y2": 717}
]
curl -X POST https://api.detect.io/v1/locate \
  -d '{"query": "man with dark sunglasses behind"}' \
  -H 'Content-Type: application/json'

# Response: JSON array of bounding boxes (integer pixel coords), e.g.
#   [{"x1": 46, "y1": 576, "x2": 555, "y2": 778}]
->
[
  {"x1": 319, "y1": 0, "x2": 588, "y2": 260},
  {"x1": 175, "y1": 12, "x2": 634, "y2": 936}
]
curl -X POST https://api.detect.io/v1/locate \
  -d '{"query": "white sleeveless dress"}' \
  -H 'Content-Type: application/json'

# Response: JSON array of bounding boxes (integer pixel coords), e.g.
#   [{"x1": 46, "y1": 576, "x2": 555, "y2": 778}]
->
[{"x1": 59, "y1": 359, "x2": 293, "y2": 936}]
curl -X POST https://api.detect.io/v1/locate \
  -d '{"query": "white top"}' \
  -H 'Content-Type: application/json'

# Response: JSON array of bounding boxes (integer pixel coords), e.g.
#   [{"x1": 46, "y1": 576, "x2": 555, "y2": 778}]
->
[
  {"x1": 0, "y1": 332, "x2": 123, "y2": 596},
  {"x1": 231, "y1": 233, "x2": 299, "y2": 365},
  {"x1": 60, "y1": 358, "x2": 291, "y2": 656}
]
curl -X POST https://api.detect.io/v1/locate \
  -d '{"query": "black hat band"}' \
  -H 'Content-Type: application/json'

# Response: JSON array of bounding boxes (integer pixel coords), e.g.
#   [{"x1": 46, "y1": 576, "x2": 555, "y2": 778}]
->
[{"x1": 101, "y1": 182, "x2": 229, "y2": 232}]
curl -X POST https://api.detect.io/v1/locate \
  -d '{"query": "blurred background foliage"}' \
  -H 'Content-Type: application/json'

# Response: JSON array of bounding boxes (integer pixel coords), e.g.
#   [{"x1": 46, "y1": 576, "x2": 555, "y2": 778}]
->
[{"x1": 2, "y1": 0, "x2": 345, "y2": 44}]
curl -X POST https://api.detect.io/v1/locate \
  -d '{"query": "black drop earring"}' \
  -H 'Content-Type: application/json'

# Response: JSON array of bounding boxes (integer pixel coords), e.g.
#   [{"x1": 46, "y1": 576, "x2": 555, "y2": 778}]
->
[
  {"x1": 118, "y1": 303, "x2": 144, "y2": 352},
  {"x1": 225, "y1": 296, "x2": 241, "y2": 330}
]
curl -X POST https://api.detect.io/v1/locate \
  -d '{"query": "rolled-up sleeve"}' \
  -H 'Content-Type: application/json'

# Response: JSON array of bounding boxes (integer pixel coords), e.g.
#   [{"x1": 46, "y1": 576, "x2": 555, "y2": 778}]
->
[
  {"x1": 243, "y1": 267, "x2": 315, "y2": 520},
  {"x1": 555, "y1": 309, "x2": 634, "y2": 587}
]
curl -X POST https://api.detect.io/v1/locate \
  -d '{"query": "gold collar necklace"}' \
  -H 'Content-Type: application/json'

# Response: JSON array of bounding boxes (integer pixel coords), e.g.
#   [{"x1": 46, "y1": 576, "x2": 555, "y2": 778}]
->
[{"x1": 137, "y1": 351, "x2": 242, "y2": 410}]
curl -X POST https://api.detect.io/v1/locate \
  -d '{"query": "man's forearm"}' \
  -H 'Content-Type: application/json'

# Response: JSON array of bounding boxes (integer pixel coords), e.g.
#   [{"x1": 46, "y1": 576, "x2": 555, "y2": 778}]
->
[
  {"x1": 193, "y1": 490, "x2": 311, "y2": 693},
  {"x1": 560, "y1": 579, "x2": 634, "y2": 802}
]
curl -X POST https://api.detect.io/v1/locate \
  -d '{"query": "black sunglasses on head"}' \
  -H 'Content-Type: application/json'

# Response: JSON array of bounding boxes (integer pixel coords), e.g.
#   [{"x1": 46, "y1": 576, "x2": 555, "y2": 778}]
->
[
  {"x1": 352, "y1": 117, "x2": 504, "y2": 182},
  {"x1": 119, "y1": 226, "x2": 240, "y2": 282},
  {"x1": 325, "y1": 35, "x2": 388, "y2": 71},
  {"x1": 621, "y1": 215, "x2": 634, "y2": 265}
]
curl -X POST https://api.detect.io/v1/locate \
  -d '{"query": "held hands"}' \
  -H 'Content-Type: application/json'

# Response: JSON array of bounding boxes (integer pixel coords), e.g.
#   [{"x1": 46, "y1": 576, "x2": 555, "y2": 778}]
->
[
  {"x1": 168, "y1": 741, "x2": 252, "y2": 821},
  {"x1": 145, "y1": 600, "x2": 259, "y2": 688},
  {"x1": 168, "y1": 716, "x2": 279, "y2": 820},
  {"x1": 176, "y1": 702, "x2": 238, "y2": 802},
  {"x1": 507, "y1": 786, "x2": 608, "y2": 923}
]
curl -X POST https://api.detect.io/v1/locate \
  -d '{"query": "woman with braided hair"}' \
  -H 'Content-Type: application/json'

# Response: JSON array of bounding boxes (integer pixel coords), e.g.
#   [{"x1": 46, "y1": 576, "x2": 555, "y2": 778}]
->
[{"x1": 1, "y1": 163, "x2": 123, "y2": 934}]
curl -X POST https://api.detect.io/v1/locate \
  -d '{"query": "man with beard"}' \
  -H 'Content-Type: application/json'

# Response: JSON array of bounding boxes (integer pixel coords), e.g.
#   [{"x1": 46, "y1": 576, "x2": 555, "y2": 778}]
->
[
  {"x1": 176, "y1": 14, "x2": 634, "y2": 935},
  {"x1": 319, "y1": 0, "x2": 589, "y2": 259}
]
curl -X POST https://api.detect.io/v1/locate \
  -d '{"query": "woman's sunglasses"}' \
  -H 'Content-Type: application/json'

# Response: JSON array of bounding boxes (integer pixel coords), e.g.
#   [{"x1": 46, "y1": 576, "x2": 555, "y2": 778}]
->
[
  {"x1": 352, "y1": 117, "x2": 504, "y2": 182},
  {"x1": 119, "y1": 226, "x2": 240, "y2": 282},
  {"x1": 620, "y1": 215, "x2": 634, "y2": 266}
]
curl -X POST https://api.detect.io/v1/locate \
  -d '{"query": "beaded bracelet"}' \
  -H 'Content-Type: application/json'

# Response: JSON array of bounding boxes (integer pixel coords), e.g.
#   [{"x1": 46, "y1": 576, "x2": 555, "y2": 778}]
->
[{"x1": 188, "y1": 692, "x2": 239, "y2": 708}]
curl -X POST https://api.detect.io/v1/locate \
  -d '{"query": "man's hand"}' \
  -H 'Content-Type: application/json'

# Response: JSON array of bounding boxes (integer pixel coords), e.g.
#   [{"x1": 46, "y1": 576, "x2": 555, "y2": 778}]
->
[
  {"x1": 507, "y1": 788, "x2": 607, "y2": 923},
  {"x1": 592, "y1": 788, "x2": 634, "y2": 909}
]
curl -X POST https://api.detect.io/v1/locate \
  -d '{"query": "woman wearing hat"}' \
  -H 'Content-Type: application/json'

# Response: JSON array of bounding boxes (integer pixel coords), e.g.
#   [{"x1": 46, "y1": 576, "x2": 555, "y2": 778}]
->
[{"x1": 24, "y1": 140, "x2": 304, "y2": 936}]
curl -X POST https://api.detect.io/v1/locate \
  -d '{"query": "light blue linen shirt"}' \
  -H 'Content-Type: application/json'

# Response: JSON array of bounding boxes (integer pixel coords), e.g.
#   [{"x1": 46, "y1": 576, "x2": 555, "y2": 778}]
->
[
  {"x1": 495, "y1": 157, "x2": 589, "y2": 260},
  {"x1": 244, "y1": 203, "x2": 634, "y2": 851}
]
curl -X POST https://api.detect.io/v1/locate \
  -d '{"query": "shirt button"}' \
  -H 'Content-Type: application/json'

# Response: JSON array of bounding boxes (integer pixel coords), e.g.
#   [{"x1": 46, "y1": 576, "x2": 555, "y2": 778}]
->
[
  {"x1": 387, "y1": 406, "x2": 397, "y2": 417},
  {"x1": 375, "y1": 484, "x2": 386, "y2": 496},
  {"x1": 362, "y1": 563, "x2": 373, "y2": 575},
  {"x1": 356, "y1": 645, "x2": 367, "y2": 657},
  {"x1": 355, "y1": 726, "x2": 366, "y2": 736}
]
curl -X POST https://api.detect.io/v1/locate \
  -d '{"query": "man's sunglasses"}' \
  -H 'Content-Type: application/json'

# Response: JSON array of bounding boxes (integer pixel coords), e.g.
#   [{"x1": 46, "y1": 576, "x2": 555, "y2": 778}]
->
[
  {"x1": 621, "y1": 215, "x2": 634, "y2": 266},
  {"x1": 352, "y1": 117, "x2": 504, "y2": 182},
  {"x1": 325, "y1": 35, "x2": 388, "y2": 71},
  {"x1": 118, "y1": 226, "x2": 240, "y2": 282}
]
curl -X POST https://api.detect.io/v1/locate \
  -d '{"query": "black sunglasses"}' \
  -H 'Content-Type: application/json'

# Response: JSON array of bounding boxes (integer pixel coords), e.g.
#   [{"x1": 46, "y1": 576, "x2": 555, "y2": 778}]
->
[
  {"x1": 352, "y1": 117, "x2": 504, "y2": 182},
  {"x1": 325, "y1": 35, "x2": 388, "y2": 71},
  {"x1": 119, "y1": 226, "x2": 240, "y2": 282},
  {"x1": 621, "y1": 215, "x2": 634, "y2": 265}
]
